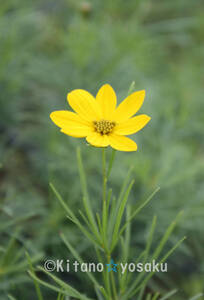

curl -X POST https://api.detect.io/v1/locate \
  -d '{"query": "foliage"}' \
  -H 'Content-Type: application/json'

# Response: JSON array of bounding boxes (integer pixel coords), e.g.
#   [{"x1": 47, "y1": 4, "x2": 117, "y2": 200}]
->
[{"x1": 0, "y1": 0, "x2": 204, "y2": 299}]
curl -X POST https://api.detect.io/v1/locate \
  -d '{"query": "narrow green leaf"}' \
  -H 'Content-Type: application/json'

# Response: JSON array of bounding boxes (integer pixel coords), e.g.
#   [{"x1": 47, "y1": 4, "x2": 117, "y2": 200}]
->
[
  {"x1": 95, "y1": 286, "x2": 109, "y2": 300},
  {"x1": 65, "y1": 216, "x2": 102, "y2": 250},
  {"x1": 117, "y1": 166, "x2": 134, "y2": 207},
  {"x1": 7, "y1": 295, "x2": 17, "y2": 300},
  {"x1": 38, "y1": 266, "x2": 93, "y2": 300},
  {"x1": 77, "y1": 148, "x2": 98, "y2": 234},
  {"x1": 106, "y1": 188, "x2": 112, "y2": 215},
  {"x1": 26, "y1": 252, "x2": 44, "y2": 300},
  {"x1": 189, "y1": 294, "x2": 204, "y2": 300},
  {"x1": 76, "y1": 147, "x2": 89, "y2": 200},
  {"x1": 145, "y1": 293, "x2": 151, "y2": 300},
  {"x1": 160, "y1": 289, "x2": 178, "y2": 300},
  {"x1": 111, "y1": 180, "x2": 135, "y2": 252},
  {"x1": 152, "y1": 292, "x2": 160, "y2": 300},
  {"x1": 160, "y1": 236, "x2": 186, "y2": 264},
  {"x1": 49, "y1": 182, "x2": 76, "y2": 220},
  {"x1": 138, "y1": 284, "x2": 146, "y2": 300},
  {"x1": 119, "y1": 205, "x2": 131, "y2": 293},
  {"x1": 129, "y1": 236, "x2": 186, "y2": 297},
  {"x1": 120, "y1": 187, "x2": 160, "y2": 235},
  {"x1": 127, "y1": 81, "x2": 136, "y2": 95},
  {"x1": 123, "y1": 216, "x2": 157, "y2": 297},
  {"x1": 125, "y1": 212, "x2": 185, "y2": 298},
  {"x1": 3, "y1": 253, "x2": 42, "y2": 275},
  {"x1": 82, "y1": 196, "x2": 101, "y2": 242},
  {"x1": 0, "y1": 231, "x2": 19, "y2": 267},
  {"x1": 28, "y1": 270, "x2": 84, "y2": 299},
  {"x1": 108, "y1": 196, "x2": 116, "y2": 245},
  {"x1": 60, "y1": 233, "x2": 102, "y2": 291},
  {"x1": 94, "y1": 287, "x2": 104, "y2": 300},
  {"x1": 151, "y1": 211, "x2": 184, "y2": 261},
  {"x1": 78, "y1": 210, "x2": 92, "y2": 230},
  {"x1": 124, "y1": 205, "x2": 131, "y2": 261},
  {"x1": 144, "y1": 216, "x2": 157, "y2": 262},
  {"x1": 0, "y1": 214, "x2": 37, "y2": 232},
  {"x1": 50, "y1": 182, "x2": 101, "y2": 248},
  {"x1": 109, "y1": 165, "x2": 134, "y2": 239},
  {"x1": 96, "y1": 213, "x2": 103, "y2": 236},
  {"x1": 57, "y1": 293, "x2": 63, "y2": 300}
]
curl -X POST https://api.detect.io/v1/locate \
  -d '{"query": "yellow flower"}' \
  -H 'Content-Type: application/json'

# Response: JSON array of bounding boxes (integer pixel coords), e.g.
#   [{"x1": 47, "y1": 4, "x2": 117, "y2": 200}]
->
[{"x1": 50, "y1": 84, "x2": 151, "y2": 152}]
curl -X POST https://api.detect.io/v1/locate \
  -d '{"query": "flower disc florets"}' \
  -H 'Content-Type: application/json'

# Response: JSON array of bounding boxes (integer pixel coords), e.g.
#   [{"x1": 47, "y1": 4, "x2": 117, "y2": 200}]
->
[{"x1": 93, "y1": 120, "x2": 116, "y2": 135}]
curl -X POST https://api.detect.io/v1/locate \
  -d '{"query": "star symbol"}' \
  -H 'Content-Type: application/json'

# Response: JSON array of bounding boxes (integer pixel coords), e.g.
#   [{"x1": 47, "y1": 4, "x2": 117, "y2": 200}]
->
[{"x1": 106, "y1": 259, "x2": 118, "y2": 272}]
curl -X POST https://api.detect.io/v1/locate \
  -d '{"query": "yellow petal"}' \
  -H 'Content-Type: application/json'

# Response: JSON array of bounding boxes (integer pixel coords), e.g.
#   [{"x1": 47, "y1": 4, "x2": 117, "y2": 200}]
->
[
  {"x1": 114, "y1": 115, "x2": 151, "y2": 135},
  {"x1": 67, "y1": 89, "x2": 101, "y2": 122},
  {"x1": 96, "y1": 84, "x2": 117, "y2": 119},
  {"x1": 50, "y1": 111, "x2": 92, "y2": 137},
  {"x1": 109, "y1": 134, "x2": 137, "y2": 152},
  {"x1": 61, "y1": 125, "x2": 92, "y2": 138},
  {"x1": 113, "y1": 90, "x2": 146, "y2": 122},
  {"x1": 50, "y1": 110, "x2": 90, "y2": 128},
  {"x1": 86, "y1": 132, "x2": 110, "y2": 147}
]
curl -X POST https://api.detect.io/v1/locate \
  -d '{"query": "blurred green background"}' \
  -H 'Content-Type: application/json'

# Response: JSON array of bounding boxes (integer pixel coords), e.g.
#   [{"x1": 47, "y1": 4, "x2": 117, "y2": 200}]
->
[{"x1": 0, "y1": 0, "x2": 204, "y2": 299}]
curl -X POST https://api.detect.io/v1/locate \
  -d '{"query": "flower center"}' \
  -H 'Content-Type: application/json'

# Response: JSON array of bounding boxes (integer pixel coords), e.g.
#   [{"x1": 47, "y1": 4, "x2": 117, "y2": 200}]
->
[{"x1": 93, "y1": 119, "x2": 116, "y2": 135}]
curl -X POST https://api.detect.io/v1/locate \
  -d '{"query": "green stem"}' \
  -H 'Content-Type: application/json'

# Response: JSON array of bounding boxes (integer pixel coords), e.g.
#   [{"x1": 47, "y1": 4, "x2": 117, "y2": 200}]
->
[
  {"x1": 107, "y1": 149, "x2": 116, "y2": 179},
  {"x1": 98, "y1": 251, "x2": 111, "y2": 299},
  {"x1": 102, "y1": 148, "x2": 107, "y2": 204},
  {"x1": 102, "y1": 148, "x2": 109, "y2": 252},
  {"x1": 111, "y1": 271, "x2": 118, "y2": 300}
]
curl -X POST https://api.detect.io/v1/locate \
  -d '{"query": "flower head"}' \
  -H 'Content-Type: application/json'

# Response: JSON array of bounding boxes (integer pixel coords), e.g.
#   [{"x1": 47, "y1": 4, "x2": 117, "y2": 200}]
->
[{"x1": 50, "y1": 84, "x2": 151, "y2": 151}]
